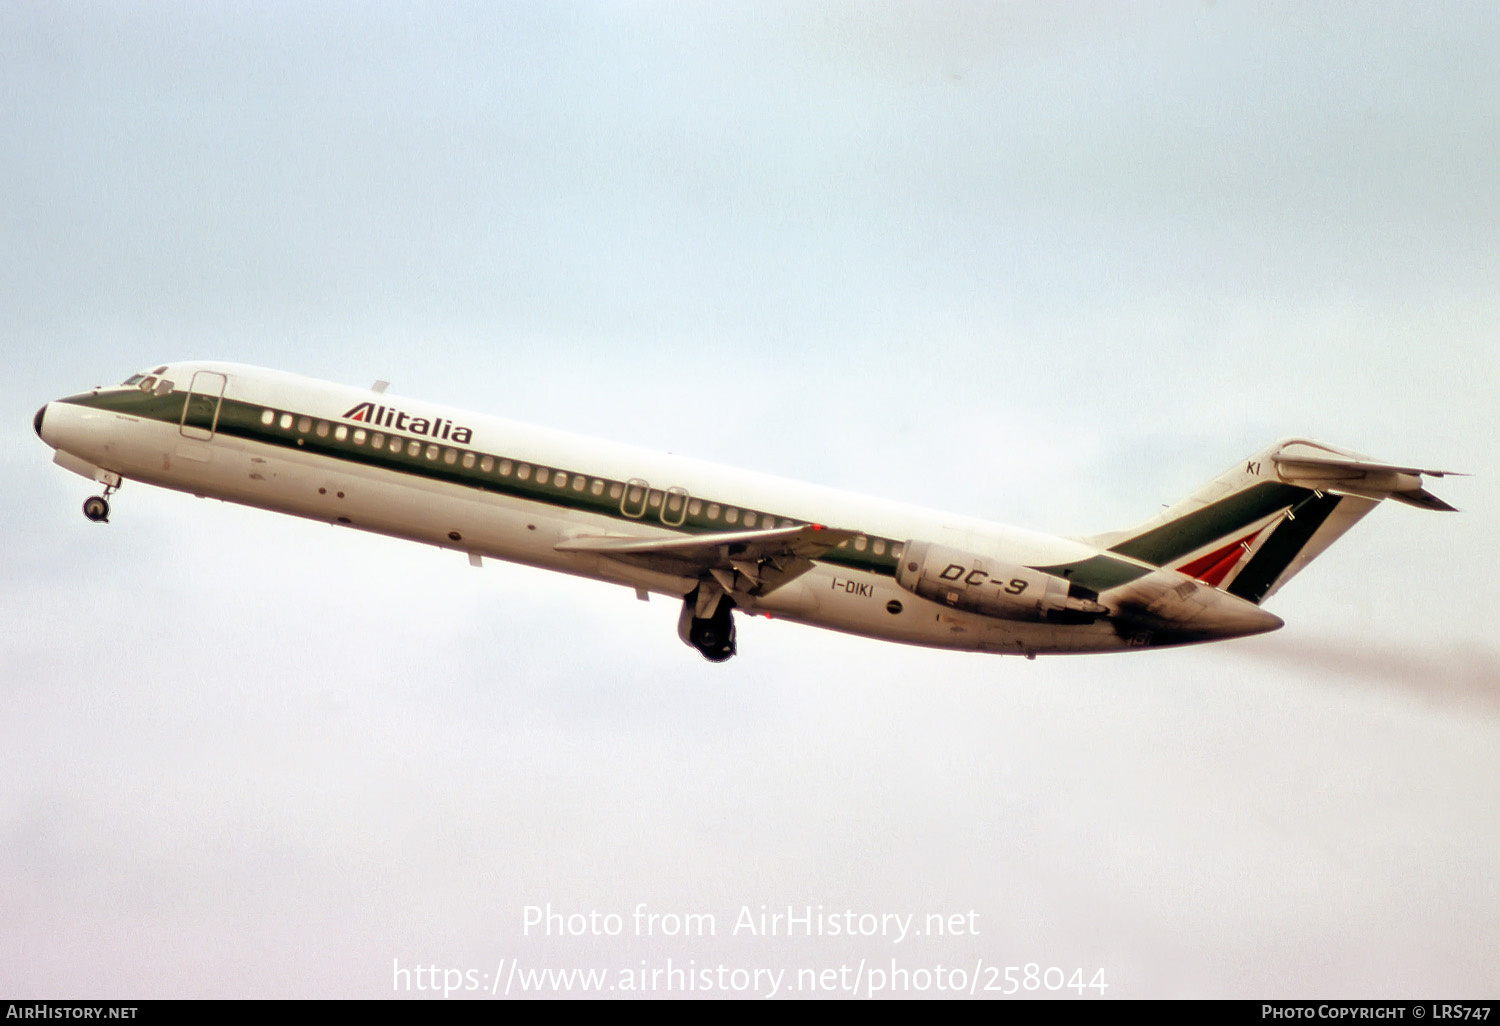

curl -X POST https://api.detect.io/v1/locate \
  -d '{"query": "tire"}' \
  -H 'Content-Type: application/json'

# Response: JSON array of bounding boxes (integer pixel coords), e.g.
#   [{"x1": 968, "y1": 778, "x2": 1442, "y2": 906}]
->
[{"x1": 690, "y1": 617, "x2": 736, "y2": 662}]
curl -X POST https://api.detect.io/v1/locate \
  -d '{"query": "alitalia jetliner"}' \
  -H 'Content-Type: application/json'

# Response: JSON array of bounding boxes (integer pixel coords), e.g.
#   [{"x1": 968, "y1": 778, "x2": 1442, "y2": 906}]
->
[{"x1": 34, "y1": 362, "x2": 1459, "y2": 662}]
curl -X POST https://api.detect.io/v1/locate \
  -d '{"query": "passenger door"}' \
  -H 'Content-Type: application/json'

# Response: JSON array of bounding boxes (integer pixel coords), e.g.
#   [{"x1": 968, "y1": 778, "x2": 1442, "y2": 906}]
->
[{"x1": 180, "y1": 371, "x2": 227, "y2": 440}]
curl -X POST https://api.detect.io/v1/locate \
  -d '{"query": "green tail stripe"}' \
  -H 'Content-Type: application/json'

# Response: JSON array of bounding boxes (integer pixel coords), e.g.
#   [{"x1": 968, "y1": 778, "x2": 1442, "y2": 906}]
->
[
  {"x1": 1109, "y1": 481, "x2": 1312, "y2": 566},
  {"x1": 1225, "y1": 494, "x2": 1344, "y2": 605}
]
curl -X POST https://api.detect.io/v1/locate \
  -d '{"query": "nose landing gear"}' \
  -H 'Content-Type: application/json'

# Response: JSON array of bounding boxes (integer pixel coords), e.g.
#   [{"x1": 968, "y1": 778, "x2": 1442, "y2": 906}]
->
[{"x1": 82, "y1": 479, "x2": 120, "y2": 523}]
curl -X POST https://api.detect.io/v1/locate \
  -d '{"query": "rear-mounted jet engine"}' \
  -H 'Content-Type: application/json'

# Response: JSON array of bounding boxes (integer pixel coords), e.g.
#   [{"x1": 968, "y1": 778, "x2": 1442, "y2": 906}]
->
[{"x1": 895, "y1": 541, "x2": 1109, "y2": 624}]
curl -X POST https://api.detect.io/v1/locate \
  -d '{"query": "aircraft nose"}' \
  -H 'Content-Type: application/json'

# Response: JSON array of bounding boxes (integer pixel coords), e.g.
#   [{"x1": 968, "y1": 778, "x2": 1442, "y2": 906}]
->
[{"x1": 34, "y1": 404, "x2": 47, "y2": 439}]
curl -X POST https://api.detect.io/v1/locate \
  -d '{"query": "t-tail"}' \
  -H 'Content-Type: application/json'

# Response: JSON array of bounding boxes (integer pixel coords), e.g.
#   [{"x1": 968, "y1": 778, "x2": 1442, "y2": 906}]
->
[{"x1": 1058, "y1": 439, "x2": 1461, "y2": 647}]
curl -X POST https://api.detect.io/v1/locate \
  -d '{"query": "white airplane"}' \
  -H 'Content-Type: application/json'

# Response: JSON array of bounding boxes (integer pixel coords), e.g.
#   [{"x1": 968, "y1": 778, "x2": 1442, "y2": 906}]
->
[{"x1": 34, "y1": 362, "x2": 1459, "y2": 662}]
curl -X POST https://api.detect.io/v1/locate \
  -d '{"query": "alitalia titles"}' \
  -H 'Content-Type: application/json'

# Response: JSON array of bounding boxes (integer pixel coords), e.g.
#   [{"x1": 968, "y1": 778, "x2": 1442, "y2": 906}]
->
[{"x1": 342, "y1": 402, "x2": 472, "y2": 444}]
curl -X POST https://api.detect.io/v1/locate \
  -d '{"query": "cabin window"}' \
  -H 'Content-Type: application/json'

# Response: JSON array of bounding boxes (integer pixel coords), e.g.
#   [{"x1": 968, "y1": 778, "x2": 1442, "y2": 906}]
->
[
  {"x1": 854, "y1": 536, "x2": 868, "y2": 551},
  {"x1": 743, "y1": 512, "x2": 757, "y2": 527},
  {"x1": 873, "y1": 539, "x2": 886, "y2": 555},
  {"x1": 647, "y1": 490, "x2": 662, "y2": 509},
  {"x1": 590, "y1": 479, "x2": 604, "y2": 496},
  {"x1": 260, "y1": 409, "x2": 274, "y2": 426},
  {"x1": 316, "y1": 421, "x2": 330, "y2": 438},
  {"x1": 297, "y1": 417, "x2": 312, "y2": 433},
  {"x1": 370, "y1": 432, "x2": 385, "y2": 449},
  {"x1": 838, "y1": 540, "x2": 848, "y2": 548},
  {"x1": 462, "y1": 452, "x2": 475, "y2": 469},
  {"x1": 517, "y1": 464, "x2": 531, "y2": 481},
  {"x1": 403, "y1": 439, "x2": 418, "y2": 456},
  {"x1": 667, "y1": 493, "x2": 683, "y2": 513},
  {"x1": 353, "y1": 429, "x2": 367, "y2": 445},
  {"x1": 609, "y1": 483, "x2": 623, "y2": 500},
  {"x1": 388, "y1": 435, "x2": 401, "y2": 453},
  {"x1": 688, "y1": 499, "x2": 702, "y2": 517},
  {"x1": 707, "y1": 503, "x2": 720, "y2": 520},
  {"x1": 627, "y1": 485, "x2": 643, "y2": 505},
  {"x1": 497, "y1": 459, "x2": 510, "y2": 475},
  {"x1": 481, "y1": 456, "x2": 495, "y2": 473},
  {"x1": 891, "y1": 543, "x2": 904, "y2": 560},
  {"x1": 278, "y1": 413, "x2": 293, "y2": 430},
  {"x1": 421, "y1": 444, "x2": 436, "y2": 460},
  {"x1": 725, "y1": 508, "x2": 739, "y2": 525},
  {"x1": 442, "y1": 448, "x2": 456, "y2": 464},
  {"x1": 536, "y1": 468, "x2": 550, "y2": 485},
  {"x1": 573, "y1": 476, "x2": 586, "y2": 492},
  {"x1": 781, "y1": 519, "x2": 794, "y2": 529},
  {"x1": 334, "y1": 425, "x2": 348, "y2": 442}
]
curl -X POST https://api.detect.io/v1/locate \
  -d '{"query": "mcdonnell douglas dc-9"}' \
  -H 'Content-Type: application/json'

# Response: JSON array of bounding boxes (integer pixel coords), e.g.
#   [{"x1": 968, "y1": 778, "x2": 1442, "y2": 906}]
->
[{"x1": 34, "y1": 362, "x2": 1458, "y2": 662}]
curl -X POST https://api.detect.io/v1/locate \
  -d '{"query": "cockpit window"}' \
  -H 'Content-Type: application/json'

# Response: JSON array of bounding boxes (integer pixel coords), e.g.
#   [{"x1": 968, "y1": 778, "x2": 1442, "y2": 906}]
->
[
  {"x1": 152, "y1": 365, "x2": 168, "y2": 374},
  {"x1": 153, "y1": 379, "x2": 174, "y2": 396},
  {"x1": 123, "y1": 374, "x2": 145, "y2": 386},
  {"x1": 140, "y1": 376, "x2": 158, "y2": 392}
]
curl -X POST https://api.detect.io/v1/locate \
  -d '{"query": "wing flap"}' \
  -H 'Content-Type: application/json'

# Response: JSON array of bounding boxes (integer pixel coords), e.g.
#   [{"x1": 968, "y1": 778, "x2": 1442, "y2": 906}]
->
[
  {"x1": 555, "y1": 524, "x2": 853, "y2": 557},
  {"x1": 555, "y1": 524, "x2": 857, "y2": 597}
]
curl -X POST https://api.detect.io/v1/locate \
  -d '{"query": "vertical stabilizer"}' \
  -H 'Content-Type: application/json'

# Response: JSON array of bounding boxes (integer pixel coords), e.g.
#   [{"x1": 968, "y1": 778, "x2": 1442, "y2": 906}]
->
[{"x1": 1084, "y1": 439, "x2": 1456, "y2": 605}]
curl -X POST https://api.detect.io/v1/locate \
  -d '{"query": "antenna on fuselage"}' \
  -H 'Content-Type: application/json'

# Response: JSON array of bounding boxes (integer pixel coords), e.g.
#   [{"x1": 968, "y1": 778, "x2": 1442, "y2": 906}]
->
[{"x1": 371, "y1": 380, "x2": 390, "y2": 393}]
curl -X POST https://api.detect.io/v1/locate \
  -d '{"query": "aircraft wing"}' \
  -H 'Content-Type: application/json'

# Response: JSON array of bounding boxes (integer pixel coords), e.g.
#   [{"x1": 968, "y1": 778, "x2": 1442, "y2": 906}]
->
[{"x1": 555, "y1": 524, "x2": 857, "y2": 597}]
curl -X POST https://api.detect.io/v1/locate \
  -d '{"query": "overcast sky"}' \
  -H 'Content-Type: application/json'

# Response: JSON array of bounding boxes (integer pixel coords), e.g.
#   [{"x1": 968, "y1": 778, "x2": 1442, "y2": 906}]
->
[{"x1": 2, "y1": 1, "x2": 1497, "y2": 999}]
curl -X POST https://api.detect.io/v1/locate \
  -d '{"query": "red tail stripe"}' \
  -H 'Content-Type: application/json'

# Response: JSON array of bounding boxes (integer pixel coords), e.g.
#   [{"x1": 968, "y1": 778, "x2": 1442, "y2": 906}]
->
[{"x1": 1177, "y1": 530, "x2": 1261, "y2": 584}]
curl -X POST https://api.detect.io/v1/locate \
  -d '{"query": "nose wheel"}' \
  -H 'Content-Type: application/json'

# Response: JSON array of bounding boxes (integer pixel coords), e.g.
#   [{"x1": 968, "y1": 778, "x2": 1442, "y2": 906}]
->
[{"x1": 83, "y1": 481, "x2": 119, "y2": 523}]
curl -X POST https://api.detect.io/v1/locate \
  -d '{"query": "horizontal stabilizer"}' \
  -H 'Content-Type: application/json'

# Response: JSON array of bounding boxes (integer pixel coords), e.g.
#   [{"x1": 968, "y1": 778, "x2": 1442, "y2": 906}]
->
[
  {"x1": 1272, "y1": 450, "x2": 1463, "y2": 512},
  {"x1": 1270, "y1": 453, "x2": 1463, "y2": 479},
  {"x1": 1387, "y1": 488, "x2": 1459, "y2": 513}
]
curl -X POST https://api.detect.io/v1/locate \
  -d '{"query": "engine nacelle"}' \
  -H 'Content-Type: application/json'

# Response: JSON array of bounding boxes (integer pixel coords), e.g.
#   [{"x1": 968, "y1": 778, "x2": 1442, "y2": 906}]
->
[{"x1": 895, "y1": 540, "x2": 1108, "y2": 623}]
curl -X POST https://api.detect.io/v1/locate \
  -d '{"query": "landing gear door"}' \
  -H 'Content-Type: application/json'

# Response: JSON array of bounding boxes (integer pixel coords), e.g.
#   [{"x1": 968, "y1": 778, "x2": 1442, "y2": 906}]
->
[{"x1": 181, "y1": 371, "x2": 227, "y2": 440}]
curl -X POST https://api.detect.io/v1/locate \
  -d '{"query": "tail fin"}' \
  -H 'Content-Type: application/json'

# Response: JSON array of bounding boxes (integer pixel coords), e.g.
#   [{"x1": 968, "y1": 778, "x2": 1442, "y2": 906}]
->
[{"x1": 1084, "y1": 439, "x2": 1460, "y2": 605}]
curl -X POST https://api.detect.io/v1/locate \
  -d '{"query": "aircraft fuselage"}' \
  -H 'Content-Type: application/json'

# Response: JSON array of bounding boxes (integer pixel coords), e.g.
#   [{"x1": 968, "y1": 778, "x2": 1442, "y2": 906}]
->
[{"x1": 40, "y1": 361, "x2": 1441, "y2": 662}]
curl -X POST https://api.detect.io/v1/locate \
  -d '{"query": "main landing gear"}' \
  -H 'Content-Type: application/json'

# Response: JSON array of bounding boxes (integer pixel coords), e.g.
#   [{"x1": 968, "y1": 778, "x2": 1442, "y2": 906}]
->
[
  {"x1": 83, "y1": 481, "x2": 120, "y2": 523},
  {"x1": 679, "y1": 586, "x2": 737, "y2": 663}
]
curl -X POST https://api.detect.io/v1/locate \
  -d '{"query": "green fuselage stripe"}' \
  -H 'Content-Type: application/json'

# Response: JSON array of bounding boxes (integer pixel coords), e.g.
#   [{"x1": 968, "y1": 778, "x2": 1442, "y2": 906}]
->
[{"x1": 61, "y1": 389, "x2": 901, "y2": 577}]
